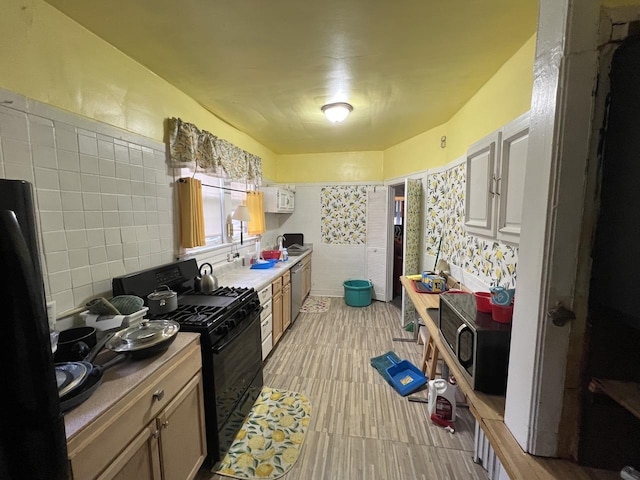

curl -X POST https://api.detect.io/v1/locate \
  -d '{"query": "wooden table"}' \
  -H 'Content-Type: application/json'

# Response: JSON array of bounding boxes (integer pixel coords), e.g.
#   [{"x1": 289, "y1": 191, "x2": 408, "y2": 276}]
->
[{"x1": 401, "y1": 276, "x2": 616, "y2": 480}]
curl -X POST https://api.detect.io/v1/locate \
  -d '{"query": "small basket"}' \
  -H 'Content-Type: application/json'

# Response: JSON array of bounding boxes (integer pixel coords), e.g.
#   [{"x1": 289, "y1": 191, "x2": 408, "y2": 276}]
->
[{"x1": 343, "y1": 280, "x2": 372, "y2": 307}]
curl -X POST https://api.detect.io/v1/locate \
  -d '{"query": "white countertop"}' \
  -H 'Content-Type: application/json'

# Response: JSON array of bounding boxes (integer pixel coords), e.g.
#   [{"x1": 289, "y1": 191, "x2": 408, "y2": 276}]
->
[{"x1": 215, "y1": 249, "x2": 312, "y2": 291}]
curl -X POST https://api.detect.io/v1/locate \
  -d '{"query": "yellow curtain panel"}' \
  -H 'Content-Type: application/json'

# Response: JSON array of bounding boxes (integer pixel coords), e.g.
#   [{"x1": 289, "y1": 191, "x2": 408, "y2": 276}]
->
[
  {"x1": 246, "y1": 191, "x2": 266, "y2": 235},
  {"x1": 177, "y1": 178, "x2": 206, "y2": 248}
]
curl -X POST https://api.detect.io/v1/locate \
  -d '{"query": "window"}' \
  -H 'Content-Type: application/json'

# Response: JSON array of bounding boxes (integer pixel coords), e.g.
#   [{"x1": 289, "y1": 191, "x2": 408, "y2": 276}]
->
[{"x1": 179, "y1": 169, "x2": 253, "y2": 249}]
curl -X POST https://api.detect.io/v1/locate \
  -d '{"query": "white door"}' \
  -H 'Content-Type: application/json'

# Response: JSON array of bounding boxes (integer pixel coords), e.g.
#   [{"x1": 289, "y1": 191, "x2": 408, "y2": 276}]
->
[
  {"x1": 504, "y1": 0, "x2": 600, "y2": 457},
  {"x1": 401, "y1": 178, "x2": 422, "y2": 327},
  {"x1": 366, "y1": 187, "x2": 392, "y2": 301}
]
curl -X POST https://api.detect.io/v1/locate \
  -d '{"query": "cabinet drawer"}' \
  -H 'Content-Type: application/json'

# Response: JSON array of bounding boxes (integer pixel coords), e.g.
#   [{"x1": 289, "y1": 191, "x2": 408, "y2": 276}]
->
[
  {"x1": 272, "y1": 276, "x2": 283, "y2": 295},
  {"x1": 261, "y1": 299, "x2": 272, "y2": 321},
  {"x1": 258, "y1": 285, "x2": 272, "y2": 305},
  {"x1": 261, "y1": 314, "x2": 273, "y2": 340},
  {"x1": 68, "y1": 341, "x2": 202, "y2": 480},
  {"x1": 283, "y1": 270, "x2": 291, "y2": 285},
  {"x1": 261, "y1": 333, "x2": 273, "y2": 360}
]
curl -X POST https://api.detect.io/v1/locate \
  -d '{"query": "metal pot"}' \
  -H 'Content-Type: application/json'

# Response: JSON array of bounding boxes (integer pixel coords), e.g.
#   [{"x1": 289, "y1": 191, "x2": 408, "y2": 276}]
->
[
  {"x1": 195, "y1": 262, "x2": 218, "y2": 293},
  {"x1": 147, "y1": 285, "x2": 177, "y2": 315},
  {"x1": 54, "y1": 326, "x2": 97, "y2": 363}
]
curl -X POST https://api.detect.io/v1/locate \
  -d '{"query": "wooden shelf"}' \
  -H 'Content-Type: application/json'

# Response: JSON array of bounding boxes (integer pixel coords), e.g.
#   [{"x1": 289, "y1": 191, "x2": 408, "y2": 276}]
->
[
  {"x1": 401, "y1": 276, "x2": 615, "y2": 480},
  {"x1": 590, "y1": 378, "x2": 640, "y2": 420}
]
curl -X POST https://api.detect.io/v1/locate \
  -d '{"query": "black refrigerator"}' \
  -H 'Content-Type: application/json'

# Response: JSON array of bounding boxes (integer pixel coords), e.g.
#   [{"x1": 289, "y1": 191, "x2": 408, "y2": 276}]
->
[{"x1": 0, "y1": 179, "x2": 69, "y2": 479}]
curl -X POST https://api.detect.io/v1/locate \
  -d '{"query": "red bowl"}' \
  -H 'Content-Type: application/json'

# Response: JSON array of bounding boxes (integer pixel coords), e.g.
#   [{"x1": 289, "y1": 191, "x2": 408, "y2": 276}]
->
[
  {"x1": 474, "y1": 291, "x2": 492, "y2": 313},
  {"x1": 261, "y1": 250, "x2": 281, "y2": 260}
]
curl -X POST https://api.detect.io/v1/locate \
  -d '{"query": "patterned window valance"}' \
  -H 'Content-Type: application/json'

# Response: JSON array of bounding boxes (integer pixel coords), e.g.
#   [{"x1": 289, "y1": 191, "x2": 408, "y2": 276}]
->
[{"x1": 168, "y1": 117, "x2": 262, "y2": 185}]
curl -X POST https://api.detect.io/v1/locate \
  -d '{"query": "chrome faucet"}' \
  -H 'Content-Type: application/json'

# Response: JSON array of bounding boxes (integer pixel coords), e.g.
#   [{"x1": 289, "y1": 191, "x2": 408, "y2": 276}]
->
[{"x1": 276, "y1": 235, "x2": 285, "y2": 249}]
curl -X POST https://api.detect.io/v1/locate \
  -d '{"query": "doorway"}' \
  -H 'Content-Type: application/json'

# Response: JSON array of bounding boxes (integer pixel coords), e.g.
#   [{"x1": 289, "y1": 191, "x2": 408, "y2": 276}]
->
[{"x1": 391, "y1": 183, "x2": 405, "y2": 309}]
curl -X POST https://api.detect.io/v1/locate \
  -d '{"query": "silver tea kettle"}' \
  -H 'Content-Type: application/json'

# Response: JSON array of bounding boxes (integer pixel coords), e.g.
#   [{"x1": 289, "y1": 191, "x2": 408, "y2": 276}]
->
[{"x1": 195, "y1": 262, "x2": 218, "y2": 293}]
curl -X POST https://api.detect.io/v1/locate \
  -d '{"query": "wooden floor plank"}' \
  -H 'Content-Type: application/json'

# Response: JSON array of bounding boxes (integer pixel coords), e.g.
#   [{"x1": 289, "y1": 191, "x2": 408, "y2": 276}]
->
[{"x1": 197, "y1": 298, "x2": 485, "y2": 480}]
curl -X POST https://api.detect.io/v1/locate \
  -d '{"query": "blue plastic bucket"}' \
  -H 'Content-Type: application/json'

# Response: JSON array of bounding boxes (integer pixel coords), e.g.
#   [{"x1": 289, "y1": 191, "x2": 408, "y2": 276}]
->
[{"x1": 343, "y1": 280, "x2": 373, "y2": 307}]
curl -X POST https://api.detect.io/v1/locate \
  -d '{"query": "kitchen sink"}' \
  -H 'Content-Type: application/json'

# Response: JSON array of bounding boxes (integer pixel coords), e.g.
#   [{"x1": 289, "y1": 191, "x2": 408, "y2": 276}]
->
[{"x1": 287, "y1": 245, "x2": 309, "y2": 256}]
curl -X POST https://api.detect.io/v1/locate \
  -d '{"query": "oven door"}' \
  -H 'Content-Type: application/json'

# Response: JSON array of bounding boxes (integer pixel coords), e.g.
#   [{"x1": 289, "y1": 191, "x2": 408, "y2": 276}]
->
[{"x1": 211, "y1": 310, "x2": 263, "y2": 453}]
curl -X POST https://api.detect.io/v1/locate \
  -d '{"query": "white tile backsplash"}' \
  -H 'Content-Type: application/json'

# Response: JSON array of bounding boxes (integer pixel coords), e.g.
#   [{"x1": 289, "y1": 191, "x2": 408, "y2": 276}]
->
[
  {"x1": 97, "y1": 139, "x2": 115, "y2": 160},
  {"x1": 68, "y1": 248, "x2": 89, "y2": 269},
  {"x1": 80, "y1": 154, "x2": 99, "y2": 174},
  {"x1": 84, "y1": 212, "x2": 103, "y2": 229},
  {"x1": 78, "y1": 134, "x2": 98, "y2": 156},
  {"x1": 59, "y1": 171, "x2": 81, "y2": 191},
  {"x1": 88, "y1": 246, "x2": 107, "y2": 264},
  {"x1": 0, "y1": 107, "x2": 29, "y2": 141},
  {"x1": 63, "y1": 211, "x2": 85, "y2": 230},
  {"x1": 34, "y1": 167, "x2": 59, "y2": 189},
  {"x1": 0, "y1": 88, "x2": 176, "y2": 317},
  {"x1": 32, "y1": 146, "x2": 57, "y2": 168},
  {"x1": 43, "y1": 231, "x2": 68, "y2": 253},
  {"x1": 54, "y1": 123, "x2": 79, "y2": 152},
  {"x1": 4, "y1": 162, "x2": 34, "y2": 182},
  {"x1": 81, "y1": 173, "x2": 100, "y2": 192},
  {"x1": 3, "y1": 138, "x2": 32, "y2": 164},
  {"x1": 66, "y1": 230, "x2": 88, "y2": 249},
  {"x1": 71, "y1": 266, "x2": 92, "y2": 288}
]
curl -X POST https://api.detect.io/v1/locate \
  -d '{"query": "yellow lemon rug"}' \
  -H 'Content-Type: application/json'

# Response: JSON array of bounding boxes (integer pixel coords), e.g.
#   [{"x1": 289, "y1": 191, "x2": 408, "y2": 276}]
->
[{"x1": 215, "y1": 387, "x2": 312, "y2": 479}]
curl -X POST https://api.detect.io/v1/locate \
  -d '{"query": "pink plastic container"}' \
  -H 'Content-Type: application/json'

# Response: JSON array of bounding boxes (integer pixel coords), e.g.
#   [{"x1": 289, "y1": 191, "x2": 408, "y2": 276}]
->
[
  {"x1": 491, "y1": 302, "x2": 514, "y2": 324},
  {"x1": 474, "y1": 291, "x2": 492, "y2": 313}
]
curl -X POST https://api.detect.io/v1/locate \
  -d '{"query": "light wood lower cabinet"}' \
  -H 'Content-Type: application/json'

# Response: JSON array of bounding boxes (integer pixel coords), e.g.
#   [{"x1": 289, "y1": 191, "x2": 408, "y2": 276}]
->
[
  {"x1": 301, "y1": 256, "x2": 312, "y2": 300},
  {"x1": 282, "y1": 271, "x2": 291, "y2": 331},
  {"x1": 67, "y1": 339, "x2": 206, "y2": 480},
  {"x1": 272, "y1": 276, "x2": 283, "y2": 345}
]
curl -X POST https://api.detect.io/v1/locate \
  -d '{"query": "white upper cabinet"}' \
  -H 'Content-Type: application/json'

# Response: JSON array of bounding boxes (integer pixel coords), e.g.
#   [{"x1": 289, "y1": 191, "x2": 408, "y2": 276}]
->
[
  {"x1": 465, "y1": 111, "x2": 530, "y2": 245},
  {"x1": 262, "y1": 186, "x2": 295, "y2": 213}
]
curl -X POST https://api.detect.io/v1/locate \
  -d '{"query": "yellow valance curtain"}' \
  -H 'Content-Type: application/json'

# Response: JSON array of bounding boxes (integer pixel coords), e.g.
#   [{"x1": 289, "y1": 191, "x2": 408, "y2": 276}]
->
[
  {"x1": 246, "y1": 191, "x2": 266, "y2": 236},
  {"x1": 177, "y1": 178, "x2": 206, "y2": 248}
]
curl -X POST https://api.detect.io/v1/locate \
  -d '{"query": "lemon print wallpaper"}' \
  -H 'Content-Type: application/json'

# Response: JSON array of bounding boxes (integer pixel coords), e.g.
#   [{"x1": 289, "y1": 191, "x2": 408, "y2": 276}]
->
[{"x1": 426, "y1": 163, "x2": 518, "y2": 288}]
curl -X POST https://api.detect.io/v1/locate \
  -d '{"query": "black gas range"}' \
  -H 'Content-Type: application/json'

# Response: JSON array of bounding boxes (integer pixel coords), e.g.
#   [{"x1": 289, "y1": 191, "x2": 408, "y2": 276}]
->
[{"x1": 112, "y1": 259, "x2": 263, "y2": 465}]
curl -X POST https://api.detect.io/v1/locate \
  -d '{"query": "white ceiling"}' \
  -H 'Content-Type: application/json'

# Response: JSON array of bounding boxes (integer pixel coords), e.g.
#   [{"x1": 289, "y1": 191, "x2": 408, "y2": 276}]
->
[{"x1": 45, "y1": 0, "x2": 538, "y2": 154}]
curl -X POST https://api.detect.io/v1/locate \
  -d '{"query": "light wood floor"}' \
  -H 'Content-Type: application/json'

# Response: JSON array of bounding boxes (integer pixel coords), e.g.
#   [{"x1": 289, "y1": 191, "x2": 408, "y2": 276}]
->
[{"x1": 197, "y1": 298, "x2": 489, "y2": 480}]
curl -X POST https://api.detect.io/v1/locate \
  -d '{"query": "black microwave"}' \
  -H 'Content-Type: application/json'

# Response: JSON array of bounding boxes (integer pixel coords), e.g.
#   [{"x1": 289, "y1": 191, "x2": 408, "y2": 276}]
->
[{"x1": 438, "y1": 292, "x2": 512, "y2": 395}]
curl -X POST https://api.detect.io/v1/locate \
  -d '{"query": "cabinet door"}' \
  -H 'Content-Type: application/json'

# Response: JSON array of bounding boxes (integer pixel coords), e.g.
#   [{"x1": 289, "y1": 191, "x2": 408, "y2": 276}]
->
[
  {"x1": 272, "y1": 290, "x2": 283, "y2": 345},
  {"x1": 282, "y1": 282, "x2": 291, "y2": 330},
  {"x1": 96, "y1": 424, "x2": 161, "y2": 480},
  {"x1": 301, "y1": 257, "x2": 312, "y2": 300},
  {"x1": 496, "y1": 113, "x2": 529, "y2": 244},
  {"x1": 157, "y1": 374, "x2": 207, "y2": 480},
  {"x1": 465, "y1": 130, "x2": 500, "y2": 238}
]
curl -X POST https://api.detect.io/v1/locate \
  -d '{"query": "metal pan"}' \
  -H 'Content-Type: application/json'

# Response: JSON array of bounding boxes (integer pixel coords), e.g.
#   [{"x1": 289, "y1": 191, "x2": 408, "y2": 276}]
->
[
  {"x1": 57, "y1": 322, "x2": 179, "y2": 411},
  {"x1": 105, "y1": 320, "x2": 180, "y2": 358}
]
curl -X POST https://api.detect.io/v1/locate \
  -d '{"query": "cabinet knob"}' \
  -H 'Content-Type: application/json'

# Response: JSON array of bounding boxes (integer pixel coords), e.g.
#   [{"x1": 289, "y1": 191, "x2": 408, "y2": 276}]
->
[
  {"x1": 162, "y1": 420, "x2": 170, "y2": 428},
  {"x1": 152, "y1": 389, "x2": 165, "y2": 401}
]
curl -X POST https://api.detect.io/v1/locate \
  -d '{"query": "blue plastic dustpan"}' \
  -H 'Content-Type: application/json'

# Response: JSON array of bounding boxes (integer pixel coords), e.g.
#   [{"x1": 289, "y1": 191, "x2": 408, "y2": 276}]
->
[{"x1": 385, "y1": 355, "x2": 427, "y2": 396}]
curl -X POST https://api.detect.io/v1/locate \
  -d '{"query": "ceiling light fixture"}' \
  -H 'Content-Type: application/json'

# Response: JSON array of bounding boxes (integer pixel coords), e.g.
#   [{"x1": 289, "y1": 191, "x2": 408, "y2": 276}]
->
[{"x1": 321, "y1": 102, "x2": 353, "y2": 123}]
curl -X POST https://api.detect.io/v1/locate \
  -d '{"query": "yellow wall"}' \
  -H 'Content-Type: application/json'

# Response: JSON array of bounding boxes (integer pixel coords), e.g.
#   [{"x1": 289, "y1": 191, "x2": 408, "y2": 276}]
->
[
  {"x1": 0, "y1": 0, "x2": 277, "y2": 178},
  {"x1": 283, "y1": 34, "x2": 536, "y2": 183},
  {"x1": 277, "y1": 151, "x2": 383, "y2": 183},
  {"x1": 445, "y1": 35, "x2": 535, "y2": 162},
  {"x1": 1, "y1": 0, "x2": 534, "y2": 184}
]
